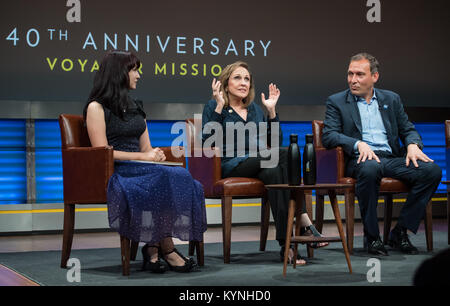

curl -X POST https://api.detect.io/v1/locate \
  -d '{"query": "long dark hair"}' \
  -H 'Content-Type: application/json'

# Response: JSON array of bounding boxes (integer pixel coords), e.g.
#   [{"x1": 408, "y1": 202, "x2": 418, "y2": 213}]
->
[{"x1": 83, "y1": 50, "x2": 141, "y2": 120}]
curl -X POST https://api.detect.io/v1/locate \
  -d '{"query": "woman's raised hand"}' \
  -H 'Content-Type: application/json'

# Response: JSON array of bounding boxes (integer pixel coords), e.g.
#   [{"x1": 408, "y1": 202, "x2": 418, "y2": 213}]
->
[
  {"x1": 261, "y1": 83, "x2": 280, "y2": 118},
  {"x1": 212, "y1": 78, "x2": 225, "y2": 113}
]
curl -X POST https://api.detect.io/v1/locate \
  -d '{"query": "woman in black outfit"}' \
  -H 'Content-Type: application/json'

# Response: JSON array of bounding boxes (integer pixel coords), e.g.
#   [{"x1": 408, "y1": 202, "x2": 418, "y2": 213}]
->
[{"x1": 202, "y1": 61, "x2": 327, "y2": 265}]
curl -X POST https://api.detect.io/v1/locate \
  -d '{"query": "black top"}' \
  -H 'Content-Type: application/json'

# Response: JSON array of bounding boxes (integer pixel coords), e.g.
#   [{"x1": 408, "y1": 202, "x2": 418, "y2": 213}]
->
[
  {"x1": 102, "y1": 99, "x2": 147, "y2": 152},
  {"x1": 201, "y1": 99, "x2": 282, "y2": 177}
]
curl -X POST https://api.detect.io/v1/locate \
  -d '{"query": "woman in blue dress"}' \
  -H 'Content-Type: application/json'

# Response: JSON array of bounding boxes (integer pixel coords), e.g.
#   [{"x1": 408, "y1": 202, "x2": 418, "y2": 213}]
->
[{"x1": 83, "y1": 50, "x2": 207, "y2": 273}]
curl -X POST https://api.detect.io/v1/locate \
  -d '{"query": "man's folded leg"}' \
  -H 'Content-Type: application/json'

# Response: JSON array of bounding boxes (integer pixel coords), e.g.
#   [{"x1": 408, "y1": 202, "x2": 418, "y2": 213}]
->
[{"x1": 383, "y1": 158, "x2": 442, "y2": 254}]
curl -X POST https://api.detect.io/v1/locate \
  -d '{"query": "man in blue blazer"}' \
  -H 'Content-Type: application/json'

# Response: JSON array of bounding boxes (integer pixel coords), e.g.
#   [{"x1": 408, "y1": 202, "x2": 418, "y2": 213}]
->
[{"x1": 323, "y1": 53, "x2": 442, "y2": 256}]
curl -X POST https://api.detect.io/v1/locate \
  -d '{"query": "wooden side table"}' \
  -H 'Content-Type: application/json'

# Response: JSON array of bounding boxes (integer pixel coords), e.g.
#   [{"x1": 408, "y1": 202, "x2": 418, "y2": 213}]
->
[
  {"x1": 266, "y1": 183, "x2": 353, "y2": 277},
  {"x1": 442, "y1": 181, "x2": 450, "y2": 245}
]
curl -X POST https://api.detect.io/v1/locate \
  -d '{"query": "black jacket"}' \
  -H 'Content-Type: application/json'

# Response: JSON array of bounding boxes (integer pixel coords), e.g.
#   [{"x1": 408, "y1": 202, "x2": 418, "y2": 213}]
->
[{"x1": 322, "y1": 88, "x2": 423, "y2": 161}]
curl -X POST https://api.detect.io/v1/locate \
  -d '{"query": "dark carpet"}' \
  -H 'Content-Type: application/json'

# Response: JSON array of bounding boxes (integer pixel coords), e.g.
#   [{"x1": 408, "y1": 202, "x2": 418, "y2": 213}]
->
[{"x1": 0, "y1": 231, "x2": 448, "y2": 286}]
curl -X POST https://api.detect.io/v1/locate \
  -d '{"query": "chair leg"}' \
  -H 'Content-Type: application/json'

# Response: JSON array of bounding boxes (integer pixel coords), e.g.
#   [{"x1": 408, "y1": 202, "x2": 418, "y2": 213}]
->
[
  {"x1": 383, "y1": 195, "x2": 393, "y2": 245},
  {"x1": 120, "y1": 236, "x2": 131, "y2": 276},
  {"x1": 221, "y1": 196, "x2": 233, "y2": 264},
  {"x1": 196, "y1": 240, "x2": 204, "y2": 266},
  {"x1": 315, "y1": 193, "x2": 325, "y2": 233},
  {"x1": 130, "y1": 241, "x2": 139, "y2": 261},
  {"x1": 188, "y1": 240, "x2": 204, "y2": 266},
  {"x1": 424, "y1": 200, "x2": 433, "y2": 251},
  {"x1": 61, "y1": 203, "x2": 75, "y2": 268},
  {"x1": 259, "y1": 194, "x2": 270, "y2": 251},
  {"x1": 189, "y1": 241, "x2": 195, "y2": 256},
  {"x1": 345, "y1": 190, "x2": 355, "y2": 254}
]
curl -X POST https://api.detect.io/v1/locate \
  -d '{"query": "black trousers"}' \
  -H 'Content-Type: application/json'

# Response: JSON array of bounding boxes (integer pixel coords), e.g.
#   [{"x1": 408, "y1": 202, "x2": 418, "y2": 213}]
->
[
  {"x1": 346, "y1": 152, "x2": 442, "y2": 239},
  {"x1": 225, "y1": 147, "x2": 306, "y2": 246}
]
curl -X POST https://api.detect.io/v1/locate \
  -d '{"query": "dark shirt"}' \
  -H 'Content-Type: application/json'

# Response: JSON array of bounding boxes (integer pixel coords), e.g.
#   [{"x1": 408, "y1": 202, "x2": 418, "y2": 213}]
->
[
  {"x1": 102, "y1": 100, "x2": 147, "y2": 152},
  {"x1": 202, "y1": 99, "x2": 282, "y2": 177}
]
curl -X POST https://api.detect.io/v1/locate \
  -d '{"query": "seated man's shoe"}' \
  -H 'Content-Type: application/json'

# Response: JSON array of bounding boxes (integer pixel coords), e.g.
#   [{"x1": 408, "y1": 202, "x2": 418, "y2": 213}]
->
[
  {"x1": 364, "y1": 236, "x2": 389, "y2": 256},
  {"x1": 388, "y1": 228, "x2": 419, "y2": 255}
]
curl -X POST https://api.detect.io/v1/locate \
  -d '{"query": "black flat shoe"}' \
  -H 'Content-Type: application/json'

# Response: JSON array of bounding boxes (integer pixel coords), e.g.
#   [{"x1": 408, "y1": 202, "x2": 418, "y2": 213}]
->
[
  {"x1": 388, "y1": 229, "x2": 419, "y2": 255},
  {"x1": 141, "y1": 244, "x2": 168, "y2": 273},
  {"x1": 162, "y1": 248, "x2": 196, "y2": 273},
  {"x1": 364, "y1": 236, "x2": 389, "y2": 256}
]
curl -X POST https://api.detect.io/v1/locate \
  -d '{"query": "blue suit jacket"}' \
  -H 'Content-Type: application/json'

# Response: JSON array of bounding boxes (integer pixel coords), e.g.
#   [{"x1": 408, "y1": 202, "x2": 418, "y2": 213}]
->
[{"x1": 322, "y1": 88, "x2": 423, "y2": 161}]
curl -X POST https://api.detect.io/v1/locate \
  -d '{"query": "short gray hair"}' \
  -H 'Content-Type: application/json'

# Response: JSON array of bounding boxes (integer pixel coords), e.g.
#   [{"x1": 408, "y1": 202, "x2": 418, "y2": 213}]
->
[{"x1": 350, "y1": 53, "x2": 379, "y2": 74}]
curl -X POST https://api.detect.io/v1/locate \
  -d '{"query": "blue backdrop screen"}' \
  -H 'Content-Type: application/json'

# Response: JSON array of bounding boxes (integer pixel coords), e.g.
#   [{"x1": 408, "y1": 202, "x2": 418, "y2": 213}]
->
[
  {"x1": 33, "y1": 120, "x2": 449, "y2": 204},
  {"x1": 0, "y1": 120, "x2": 445, "y2": 204}
]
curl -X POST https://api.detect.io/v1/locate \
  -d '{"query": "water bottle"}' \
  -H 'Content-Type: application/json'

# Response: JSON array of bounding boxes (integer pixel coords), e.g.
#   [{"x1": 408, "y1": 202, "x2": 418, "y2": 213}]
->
[
  {"x1": 303, "y1": 134, "x2": 316, "y2": 185},
  {"x1": 288, "y1": 134, "x2": 301, "y2": 185}
]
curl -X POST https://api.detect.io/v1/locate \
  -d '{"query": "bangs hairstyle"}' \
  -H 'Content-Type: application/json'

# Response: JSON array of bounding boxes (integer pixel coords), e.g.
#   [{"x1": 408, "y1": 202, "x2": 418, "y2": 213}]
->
[
  {"x1": 84, "y1": 50, "x2": 141, "y2": 120},
  {"x1": 217, "y1": 61, "x2": 255, "y2": 108}
]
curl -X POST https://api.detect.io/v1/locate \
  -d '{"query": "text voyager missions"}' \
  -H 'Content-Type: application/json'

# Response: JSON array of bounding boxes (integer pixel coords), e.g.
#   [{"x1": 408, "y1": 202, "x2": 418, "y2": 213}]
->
[
  {"x1": 46, "y1": 33, "x2": 272, "y2": 76},
  {"x1": 45, "y1": 58, "x2": 224, "y2": 77}
]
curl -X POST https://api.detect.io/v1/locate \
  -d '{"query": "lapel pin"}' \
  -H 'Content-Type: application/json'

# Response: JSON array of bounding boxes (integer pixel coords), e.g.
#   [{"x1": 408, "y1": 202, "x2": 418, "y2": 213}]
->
[
  {"x1": 229, "y1": 109, "x2": 233, "y2": 113},
  {"x1": 383, "y1": 105, "x2": 388, "y2": 109}
]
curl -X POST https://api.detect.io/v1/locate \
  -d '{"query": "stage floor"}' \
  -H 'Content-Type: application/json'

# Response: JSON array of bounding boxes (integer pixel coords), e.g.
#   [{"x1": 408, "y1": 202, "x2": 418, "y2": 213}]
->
[{"x1": 0, "y1": 219, "x2": 448, "y2": 286}]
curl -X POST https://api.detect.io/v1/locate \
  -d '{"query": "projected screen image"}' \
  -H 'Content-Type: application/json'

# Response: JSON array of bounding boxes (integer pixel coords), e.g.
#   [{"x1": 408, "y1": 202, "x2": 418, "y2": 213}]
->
[{"x1": 0, "y1": 0, "x2": 449, "y2": 107}]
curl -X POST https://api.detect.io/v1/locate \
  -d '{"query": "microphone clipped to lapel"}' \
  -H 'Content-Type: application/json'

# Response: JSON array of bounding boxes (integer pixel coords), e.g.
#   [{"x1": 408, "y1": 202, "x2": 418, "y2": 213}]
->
[{"x1": 378, "y1": 103, "x2": 388, "y2": 111}]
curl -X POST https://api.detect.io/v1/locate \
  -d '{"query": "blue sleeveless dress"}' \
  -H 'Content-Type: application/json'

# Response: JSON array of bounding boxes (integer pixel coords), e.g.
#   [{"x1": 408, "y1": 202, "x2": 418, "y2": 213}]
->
[{"x1": 104, "y1": 100, "x2": 207, "y2": 243}]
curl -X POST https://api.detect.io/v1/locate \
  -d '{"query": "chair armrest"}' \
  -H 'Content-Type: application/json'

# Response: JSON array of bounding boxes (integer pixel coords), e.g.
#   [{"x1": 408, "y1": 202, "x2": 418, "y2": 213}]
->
[
  {"x1": 62, "y1": 146, "x2": 114, "y2": 204},
  {"x1": 159, "y1": 146, "x2": 186, "y2": 168},
  {"x1": 187, "y1": 148, "x2": 221, "y2": 197},
  {"x1": 316, "y1": 147, "x2": 345, "y2": 184}
]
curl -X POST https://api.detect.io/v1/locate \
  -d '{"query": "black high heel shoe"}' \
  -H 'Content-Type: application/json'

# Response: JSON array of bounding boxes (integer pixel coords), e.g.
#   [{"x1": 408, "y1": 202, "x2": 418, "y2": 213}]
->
[
  {"x1": 280, "y1": 244, "x2": 306, "y2": 265},
  {"x1": 141, "y1": 244, "x2": 168, "y2": 273},
  {"x1": 301, "y1": 224, "x2": 329, "y2": 249},
  {"x1": 162, "y1": 248, "x2": 196, "y2": 273}
]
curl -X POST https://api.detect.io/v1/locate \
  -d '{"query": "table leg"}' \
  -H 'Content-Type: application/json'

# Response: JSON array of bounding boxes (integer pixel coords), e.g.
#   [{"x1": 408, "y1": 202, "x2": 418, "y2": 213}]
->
[
  {"x1": 283, "y1": 196, "x2": 297, "y2": 277},
  {"x1": 293, "y1": 190, "x2": 304, "y2": 269},
  {"x1": 304, "y1": 190, "x2": 314, "y2": 258},
  {"x1": 328, "y1": 189, "x2": 352, "y2": 274}
]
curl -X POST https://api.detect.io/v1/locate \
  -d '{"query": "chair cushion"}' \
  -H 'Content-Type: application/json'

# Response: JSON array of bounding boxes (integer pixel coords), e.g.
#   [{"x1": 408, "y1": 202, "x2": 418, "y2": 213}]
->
[
  {"x1": 379, "y1": 178, "x2": 409, "y2": 193},
  {"x1": 338, "y1": 177, "x2": 356, "y2": 185},
  {"x1": 338, "y1": 177, "x2": 409, "y2": 193},
  {"x1": 213, "y1": 177, "x2": 266, "y2": 197}
]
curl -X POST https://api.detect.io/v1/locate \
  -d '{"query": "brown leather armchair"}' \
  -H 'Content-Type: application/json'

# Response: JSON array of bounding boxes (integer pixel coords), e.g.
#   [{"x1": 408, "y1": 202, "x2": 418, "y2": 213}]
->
[
  {"x1": 59, "y1": 114, "x2": 203, "y2": 276},
  {"x1": 185, "y1": 118, "x2": 271, "y2": 263},
  {"x1": 312, "y1": 120, "x2": 433, "y2": 253}
]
